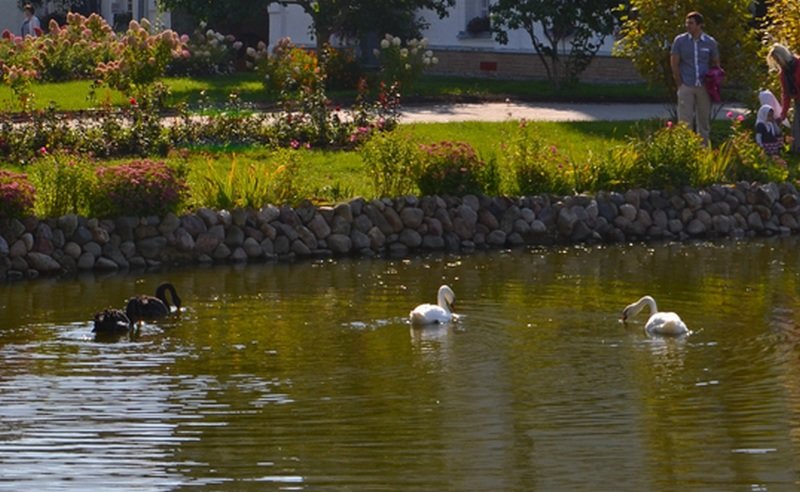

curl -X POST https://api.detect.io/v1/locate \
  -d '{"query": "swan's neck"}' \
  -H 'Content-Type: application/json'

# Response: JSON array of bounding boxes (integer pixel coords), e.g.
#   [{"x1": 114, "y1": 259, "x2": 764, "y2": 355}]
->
[
  {"x1": 156, "y1": 283, "x2": 181, "y2": 308},
  {"x1": 437, "y1": 292, "x2": 451, "y2": 313},
  {"x1": 638, "y1": 296, "x2": 657, "y2": 314}
]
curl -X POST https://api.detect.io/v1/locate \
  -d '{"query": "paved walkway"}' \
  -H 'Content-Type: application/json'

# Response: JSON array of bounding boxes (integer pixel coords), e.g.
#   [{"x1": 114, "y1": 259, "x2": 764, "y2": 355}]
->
[{"x1": 399, "y1": 101, "x2": 748, "y2": 123}]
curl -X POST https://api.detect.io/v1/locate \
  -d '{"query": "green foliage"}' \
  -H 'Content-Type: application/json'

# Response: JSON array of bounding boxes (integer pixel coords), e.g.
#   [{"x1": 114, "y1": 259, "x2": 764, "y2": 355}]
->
[
  {"x1": 630, "y1": 122, "x2": 705, "y2": 188},
  {"x1": 28, "y1": 150, "x2": 95, "y2": 217},
  {"x1": 416, "y1": 141, "x2": 486, "y2": 196},
  {"x1": 490, "y1": 0, "x2": 619, "y2": 88},
  {"x1": 360, "y1": 131, "x2": 420, "y2": 198},
  {"x1": 0, "y1": 170, "x2": 35, "y2": 219},
  {"x1": 91, "y1": 160, "x2": 187, "y2": 217},
  {"x1": 187, "y1": 149, "x2": 301, "y2": 209},
  {"x1": 762, "y1": 0, "x2": 800, "y2": 51},
  {"x1": 615, "y1": 0, "x2": 761, "y2": 100}
]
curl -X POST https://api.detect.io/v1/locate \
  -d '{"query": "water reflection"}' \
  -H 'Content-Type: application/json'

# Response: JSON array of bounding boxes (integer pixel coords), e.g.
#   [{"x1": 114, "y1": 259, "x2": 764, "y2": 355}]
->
[{"x1": 2, "y1": 238, "x2": 800, "y2": 489}]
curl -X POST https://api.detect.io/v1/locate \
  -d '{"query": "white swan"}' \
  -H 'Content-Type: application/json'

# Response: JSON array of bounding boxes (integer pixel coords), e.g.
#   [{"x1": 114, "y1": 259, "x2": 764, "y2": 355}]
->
[
  {"x1": 621, "y1": 295, "x2": 689, "y2": 336},
  {"x1": 410, "y1": 285, "x2": 456, "y2": 325}
]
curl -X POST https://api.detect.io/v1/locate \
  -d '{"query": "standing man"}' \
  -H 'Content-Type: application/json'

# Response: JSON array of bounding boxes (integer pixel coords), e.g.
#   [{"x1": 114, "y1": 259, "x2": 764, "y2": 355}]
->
[
  {"x1": 670, "y1": 11, "x2": 719, "y2": 145},
  {"x1": 20, "y1": 4, "x2": 41, "y2": 37}
]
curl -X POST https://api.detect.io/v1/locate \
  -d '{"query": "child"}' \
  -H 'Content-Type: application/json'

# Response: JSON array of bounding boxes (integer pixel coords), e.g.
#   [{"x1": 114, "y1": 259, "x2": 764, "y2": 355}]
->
[{"x1": 755, "y1": 104, "x2": 782, "y2": 155}]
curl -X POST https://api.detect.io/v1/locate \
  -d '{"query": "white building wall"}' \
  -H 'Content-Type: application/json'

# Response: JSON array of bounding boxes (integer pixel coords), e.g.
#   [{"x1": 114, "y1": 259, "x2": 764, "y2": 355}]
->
[{"x1": 0, "y1": 4, "x2": 31, "y2": 37}]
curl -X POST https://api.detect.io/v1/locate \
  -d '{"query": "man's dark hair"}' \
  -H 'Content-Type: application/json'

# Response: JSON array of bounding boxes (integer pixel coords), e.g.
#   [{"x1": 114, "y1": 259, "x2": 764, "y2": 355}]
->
[{"x1": 686, "y1": 11, "x2": 704, "y2": 25}]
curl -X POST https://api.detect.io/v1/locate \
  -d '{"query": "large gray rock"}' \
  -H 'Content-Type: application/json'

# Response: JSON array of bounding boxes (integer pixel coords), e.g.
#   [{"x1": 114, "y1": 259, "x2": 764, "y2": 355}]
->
[{"x1": 328, "y1": 234, "x2": 352, "y2": 254}]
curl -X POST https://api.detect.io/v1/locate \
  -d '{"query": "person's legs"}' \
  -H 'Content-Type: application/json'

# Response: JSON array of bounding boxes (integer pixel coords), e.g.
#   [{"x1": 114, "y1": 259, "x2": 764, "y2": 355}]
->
[
  {"x1": 792, "y1": 101, "x2": 800, "y2": 154},
  {"x1": 677, "y1": 84, "x2": 693, "y2": 127},
  {"x1": 695, "y1": 85, "x2": 712, "y2": 146}
]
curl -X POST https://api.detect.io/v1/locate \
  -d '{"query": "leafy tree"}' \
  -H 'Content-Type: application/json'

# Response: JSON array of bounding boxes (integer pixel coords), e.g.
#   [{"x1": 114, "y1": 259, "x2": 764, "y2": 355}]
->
[
  {"x1": 762, "y1": 0, "x2": 800, "y2": 51},
  {"x1": 615, "y1": 0, "x2": 761, "y2": 102},
  {"x1": 489, "y1": 0, "x2": 620, "y2": 89}
]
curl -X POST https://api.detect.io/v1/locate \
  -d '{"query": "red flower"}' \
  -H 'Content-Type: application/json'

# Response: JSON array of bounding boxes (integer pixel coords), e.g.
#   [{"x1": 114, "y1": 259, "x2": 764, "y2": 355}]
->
[
  {"x1": 129, "y1": 97, "x2": 137, "y2": 106},
  {"x1": 39, "y1": 146, "x2": 47, "y2": 156}
]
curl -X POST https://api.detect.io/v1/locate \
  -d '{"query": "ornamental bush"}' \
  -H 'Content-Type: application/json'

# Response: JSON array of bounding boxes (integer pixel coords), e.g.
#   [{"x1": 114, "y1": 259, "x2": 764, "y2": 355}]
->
[
  {"x1": 91, "y1": 160, "x2": 187, "y2": 217},
  {"x1": 373, "y1": 34, "x2": 437, "y2": 94},
  {"x1": 0, "y1": 170, "x2": 35, "y2": 219},
  {"x1": 416, "y1": 141, "x2": 486, "y2": 196},
  {"x1": 167, "y1": 23, "x2": 242, "y2": 76}
]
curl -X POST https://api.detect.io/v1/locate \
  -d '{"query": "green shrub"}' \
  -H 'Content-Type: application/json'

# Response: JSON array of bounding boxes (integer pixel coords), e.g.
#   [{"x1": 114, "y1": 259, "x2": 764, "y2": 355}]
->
[
  {"x1": 91, "y1": 160, "x2": 187, "y2": 217},
  {"x1": 632, "y1": 122, "x2": 704, "y2": 188},
  {"x1": 248, "y1": 37, "x2": 320, "y2": 97},
  {"x1": 323, "y1": 45, "x2": 362, "y2": 91},
  {"x1": 360, "y1": 131, "x2": 420, "y2": 198},
  {"x1": 416, "y1": 140, "x2": 485, "y2": 196},
  {"x1": 501, "y1": 121, "x2": 577, "y2": 196},
  {"x1": 28, "y1": 151, "x2": 95, "y2": 217}
]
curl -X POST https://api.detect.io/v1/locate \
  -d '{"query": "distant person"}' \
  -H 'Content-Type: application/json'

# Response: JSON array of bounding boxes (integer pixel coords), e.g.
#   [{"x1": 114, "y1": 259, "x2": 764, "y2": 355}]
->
[
  {"x1": 20, "y1": 4, "x2": 40, "y2": 37},
  {"x1": 670, "y1": 11, "x2": 720, "y2": 146},
  {"x1": 755, "y1": 104, "x2": 782, "y2": 156},
  {"x1": 766, "y1": 43, "x2": 800, "y2": 154}
]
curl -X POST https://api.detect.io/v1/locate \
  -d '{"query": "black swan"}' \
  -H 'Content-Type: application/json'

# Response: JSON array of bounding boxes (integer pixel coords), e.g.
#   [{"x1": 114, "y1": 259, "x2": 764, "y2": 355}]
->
[
  {"x1": 93, "y1": 308, "x2": 132, "y2": 334},
  {"x1": 125, "y1": 282, "x2": 181, "y2": 324}
]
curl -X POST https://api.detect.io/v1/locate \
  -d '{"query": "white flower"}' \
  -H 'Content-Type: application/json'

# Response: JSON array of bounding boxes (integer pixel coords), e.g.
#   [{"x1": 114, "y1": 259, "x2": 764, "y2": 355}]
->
[
  {"x1": 206, "y1": 29, "x2": 215, "y2": 38},
  {"x1": 257, "y1": 41, "x2": 267, "y2": 51},
  {"x1": 408, "y1": 39, "x2": 418, "y2": 47},
  {"x1": 246, "y1": 47, "x2": 256, "y2": 57},
  {"x1": 392, "y1": 37, "x2": 401, "y2": 47},
  {"x1": 425, "y1": 50, "x2": 433, "y2": 58},
  {"x1": 404, "y1": 63, "x2": 411, "y2": 70},
  {"x1": 423, "y1": 57, "x2": 430, "y2": 65},
  {"x1": 372, "y1": 48, "x2": 380, "y2": 57},
  {"x1": 400, "y1": 48, "x2": 408, "y2": 57},
  {"x1": 420, "y1": 38, "x2": 428, "y2": 48},
  {"x1": 431, "y1": 57, "x2": 438, "y2": 64},
  {"x1": 411, "y1": 48, "x2": 418, "y2": 56},
  {"x1": 199, "y1": 21, "x2": 207, "y2": 29},
  {"x1": 233, "y1": 41, "x2": 242, "y2": 50},
  {"x1": 384, "y1": 33, "x2": 393, "y2": 41},
  {"x1": 380, "y1": 39, "x2": 390, "y2": 49}
]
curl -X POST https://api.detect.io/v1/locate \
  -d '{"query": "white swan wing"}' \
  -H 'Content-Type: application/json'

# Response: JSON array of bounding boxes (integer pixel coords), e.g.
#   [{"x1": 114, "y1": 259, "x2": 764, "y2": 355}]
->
[
  {"x1": 645, "y1": 312, "x2": 688, "y2": 336},
  {"x1": 410, "y1": 303, "x2": 452, "y2": 325}
]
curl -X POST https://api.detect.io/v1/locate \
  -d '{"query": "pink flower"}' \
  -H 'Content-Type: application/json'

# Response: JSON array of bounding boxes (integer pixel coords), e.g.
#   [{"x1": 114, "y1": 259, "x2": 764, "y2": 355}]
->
[
  {"x1": 736, "y1": 114, "x2": 744, "y2": 122},
  {"x1": 726, "y1": 111, "x2": 734, "y2": 119},
  {"x1": 666, "y1": 120, "x2": 673, "y2": 128},
  {"x1": 39, "y1": 146, "x2": 47, "y2": 156},
  {"x1": 290, "y1": 139, "x2": 300, "y2": 149}
]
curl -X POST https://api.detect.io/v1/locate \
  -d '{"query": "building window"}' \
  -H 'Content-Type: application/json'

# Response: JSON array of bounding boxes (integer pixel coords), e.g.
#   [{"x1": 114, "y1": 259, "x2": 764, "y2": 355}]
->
[{"x1": 464, "y1": 0, "x2": 490, "y2": 37}]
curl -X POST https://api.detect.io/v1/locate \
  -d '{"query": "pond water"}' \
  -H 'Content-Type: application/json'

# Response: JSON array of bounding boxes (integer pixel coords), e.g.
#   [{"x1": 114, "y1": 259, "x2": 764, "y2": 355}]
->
[{"x1": 1, "y1": 238, "x2": 800, "y2": 491}]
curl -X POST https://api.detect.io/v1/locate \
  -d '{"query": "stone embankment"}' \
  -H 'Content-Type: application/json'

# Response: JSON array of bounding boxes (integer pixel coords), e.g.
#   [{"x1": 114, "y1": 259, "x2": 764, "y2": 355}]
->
[{"x1": 1, "y1": 181, "x2": 798, "y2": 281}]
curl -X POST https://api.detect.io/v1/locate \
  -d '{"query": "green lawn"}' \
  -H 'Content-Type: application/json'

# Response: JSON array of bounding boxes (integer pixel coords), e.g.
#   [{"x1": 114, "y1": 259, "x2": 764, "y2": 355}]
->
[{"x1": 0, "y1": 73, "x2": 667, "y2": 112}]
